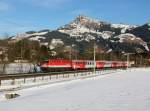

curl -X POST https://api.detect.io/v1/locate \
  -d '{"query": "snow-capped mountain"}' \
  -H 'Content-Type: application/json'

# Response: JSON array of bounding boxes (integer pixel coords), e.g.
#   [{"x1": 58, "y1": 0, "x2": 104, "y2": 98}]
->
[
  {"x1": 11, "y1": 30, "x2": 50, "y2": 42},
  {"x1": 58, "y1": 16, "x2": 103, "y2": 41},
  {"x1": 9, "y1": 15, "x2": 150, "y2": 54},
  {"x1": 58, "y1": 15, "x2": 112, "y2": 39},
  {"x1": 58, "y1": 15, "x2": 139, "y2": 41}
]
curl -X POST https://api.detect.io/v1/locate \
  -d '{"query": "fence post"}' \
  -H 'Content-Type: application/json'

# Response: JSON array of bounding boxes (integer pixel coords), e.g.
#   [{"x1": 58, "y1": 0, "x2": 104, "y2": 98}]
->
[
  {"x1": 34, "y1": 77, "x2": 36, "y2": 82},
  {"x1": 24, "y1": 78, "x2": 26, "y2": 84},
  {"x1": 61, "y1": 74, "x2": 63, "y2": 79},
  {"x1": 49, "y1": 75, "x2": 51, "y2": 80},
  {"x1": 12, "y1": 79, "x2": 15, "y2": 85},
  {"x1": 68, "y1": 74, "x2": 69, "y2": 78}
]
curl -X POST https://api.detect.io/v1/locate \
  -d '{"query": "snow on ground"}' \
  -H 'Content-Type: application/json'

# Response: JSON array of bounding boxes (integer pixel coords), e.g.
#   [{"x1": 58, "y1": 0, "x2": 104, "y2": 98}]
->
[{"x1": 0, "y1": 68, "x2": 150, "y2": 111}]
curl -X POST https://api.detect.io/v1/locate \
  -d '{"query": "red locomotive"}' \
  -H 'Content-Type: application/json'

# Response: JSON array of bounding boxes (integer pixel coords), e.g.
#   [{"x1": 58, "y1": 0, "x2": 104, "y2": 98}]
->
[{"x1": 40, "y1": 59, "x2": 127, "y2": 72}]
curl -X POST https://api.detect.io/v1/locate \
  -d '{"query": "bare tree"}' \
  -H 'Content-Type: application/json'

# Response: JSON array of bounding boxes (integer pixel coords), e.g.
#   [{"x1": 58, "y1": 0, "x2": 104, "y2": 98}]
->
[{"x1": 0, "y1": 33, "x2": 9, "y2": 74}]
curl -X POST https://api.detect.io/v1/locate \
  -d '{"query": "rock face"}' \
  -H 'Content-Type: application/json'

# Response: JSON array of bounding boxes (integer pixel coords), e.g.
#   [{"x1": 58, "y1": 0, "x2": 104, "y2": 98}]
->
[{"x1": 10, "y1": 15, "x2": 150, "y2": 54}]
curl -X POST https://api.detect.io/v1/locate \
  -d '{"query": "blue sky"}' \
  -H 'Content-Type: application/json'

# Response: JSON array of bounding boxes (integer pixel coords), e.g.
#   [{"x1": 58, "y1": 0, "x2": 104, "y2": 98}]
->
[{"x1": 0, "y1": 0, "x2": 150, "y2": 38}]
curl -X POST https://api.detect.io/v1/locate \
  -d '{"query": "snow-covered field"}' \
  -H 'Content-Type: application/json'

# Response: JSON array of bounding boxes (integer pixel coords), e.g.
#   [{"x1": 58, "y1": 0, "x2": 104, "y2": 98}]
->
[{"x1": 0, "y1": 68, "x2": 150, "y2": 111}]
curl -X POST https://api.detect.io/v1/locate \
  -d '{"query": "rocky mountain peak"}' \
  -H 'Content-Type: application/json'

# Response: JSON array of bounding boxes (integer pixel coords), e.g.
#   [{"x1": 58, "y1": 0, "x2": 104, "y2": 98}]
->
[
  {"x1": 74, "y1": 15, "x2": 105, "y2": 25},
  {"x1": 8, "y1": 15, "x2": 150, "y2": 54}
]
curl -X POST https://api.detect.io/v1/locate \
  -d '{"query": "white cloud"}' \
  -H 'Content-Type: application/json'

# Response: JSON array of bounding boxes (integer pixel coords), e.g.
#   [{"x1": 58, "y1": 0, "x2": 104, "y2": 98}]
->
[{"x1": 0, "y1": 1, "x2": 10, "y2": 11}]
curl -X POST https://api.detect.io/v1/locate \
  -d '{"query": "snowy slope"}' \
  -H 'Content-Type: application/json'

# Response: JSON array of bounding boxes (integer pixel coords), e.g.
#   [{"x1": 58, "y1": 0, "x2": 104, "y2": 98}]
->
[
  {"x1": 113, "y1": 33, "x2": 149, "y2": 51},
  {"x1": 11, "y1": 31, "x2": 48, "y2": 42},
  {"x1": 111, "y1": 24, "x2": 137, "y2": 33},
  {"x1": 0, "y1": 68, "x2": 150, "y2": 111}
]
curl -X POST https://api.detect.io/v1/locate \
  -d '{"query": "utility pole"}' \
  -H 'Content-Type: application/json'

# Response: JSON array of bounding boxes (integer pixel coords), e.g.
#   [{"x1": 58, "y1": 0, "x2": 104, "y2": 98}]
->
[
  {"x1": 93, "y1": 41, "x2": 96, "y2": 74},
  {"x1": 126, "y1": 53, "x2": 130, "y2": 69},
  {"x1": 20, "y1": 37, "x2": 24, "y2": 73},
  {"x1": 140, "y1": 55, "x2": 142, "y2": 67},
  {"x1": 69, "y1": 46, "x2": 72, "y2": 60},
  {"x1": 75, "y1": 20, "x2": 78, "y2": 60}
]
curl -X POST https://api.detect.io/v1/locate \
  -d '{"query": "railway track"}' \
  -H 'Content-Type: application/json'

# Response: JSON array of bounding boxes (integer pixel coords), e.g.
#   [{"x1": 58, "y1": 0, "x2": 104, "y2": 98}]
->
[{"x1": 0, "y1": 69, "x2": 104, "y2": 80}]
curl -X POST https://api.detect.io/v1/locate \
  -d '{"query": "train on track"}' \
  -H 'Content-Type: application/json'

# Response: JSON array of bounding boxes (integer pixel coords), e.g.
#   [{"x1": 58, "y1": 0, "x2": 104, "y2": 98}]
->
[{"x1": 40, "y1": 59, "x2": 128, "y2": 72}]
